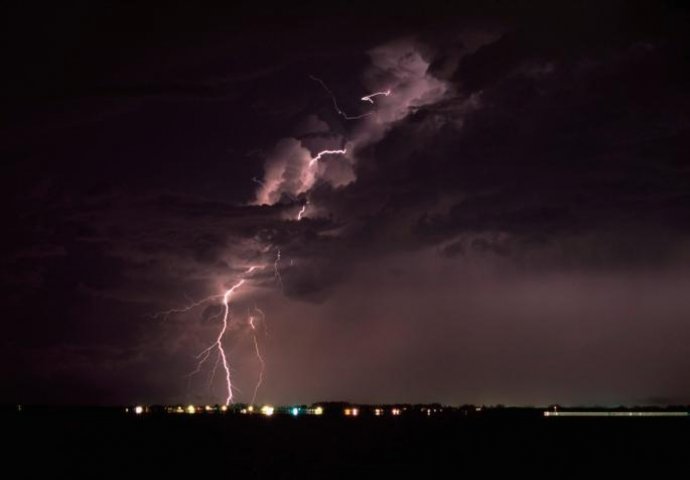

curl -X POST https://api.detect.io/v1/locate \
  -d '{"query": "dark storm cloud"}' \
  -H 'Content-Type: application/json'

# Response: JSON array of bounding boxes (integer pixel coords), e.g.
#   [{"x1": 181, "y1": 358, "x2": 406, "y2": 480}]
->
[
  {"x1": 3, "y1": 2, "x2": 690, "y2": 404},
  {"x1": 302, "y1": 10, "x2": 690, "y2": 273}
]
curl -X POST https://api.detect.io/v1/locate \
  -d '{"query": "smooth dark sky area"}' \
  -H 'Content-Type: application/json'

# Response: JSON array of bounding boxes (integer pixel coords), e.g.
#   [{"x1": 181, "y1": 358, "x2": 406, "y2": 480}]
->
[{"x1": 2, "y1": 1, "x2": 689, "y2": 406}]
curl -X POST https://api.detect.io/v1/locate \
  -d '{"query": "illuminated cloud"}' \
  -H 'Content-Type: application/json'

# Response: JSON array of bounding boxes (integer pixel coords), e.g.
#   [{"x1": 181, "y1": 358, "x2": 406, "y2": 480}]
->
[
  {"x1": 254, "y1": 38, "x2": 450, "y2": 211},
  {"x1": 254, "y1": 138, "x2": 315, "y2": 205}
]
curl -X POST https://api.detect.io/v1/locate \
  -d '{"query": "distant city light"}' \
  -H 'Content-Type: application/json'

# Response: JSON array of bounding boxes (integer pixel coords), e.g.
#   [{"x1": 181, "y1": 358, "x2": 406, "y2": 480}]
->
[
  {"x1": 111, "y1": 404, "x2": 690, "y2": 420},
  {"x1": 544, "y1": 411, "x2": 689, "y2": 417}
]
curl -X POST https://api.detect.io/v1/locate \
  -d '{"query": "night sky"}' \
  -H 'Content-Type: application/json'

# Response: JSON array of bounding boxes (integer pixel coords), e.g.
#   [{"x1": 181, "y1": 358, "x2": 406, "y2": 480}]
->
[{"x1": 2, "y1": 2, "x2": 690, "y2": 406}]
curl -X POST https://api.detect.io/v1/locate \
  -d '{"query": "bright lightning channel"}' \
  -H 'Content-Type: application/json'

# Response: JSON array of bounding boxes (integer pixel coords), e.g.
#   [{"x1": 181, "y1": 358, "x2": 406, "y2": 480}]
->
[
  {"x1": 165, "y1": 71, "x2": 393, "y2": 405},
  {"x1": 248, "y1": 307, "x2": 266, "y2": 405},
  {"x1": 296, "y1": 203, "x2": 307, "y2": 221},
  {"x1": 309, "y1": 148, "x2": 347, "y2": 167},
  {"x1": 361, "y1": 89, "x2": 391, "y2": 103},
  {"x1": 299, "y1": 148, "x2": 347, "y2": 221},
  {"x1": 192, "y1": 266, "x2": 258, "y2": 405}
]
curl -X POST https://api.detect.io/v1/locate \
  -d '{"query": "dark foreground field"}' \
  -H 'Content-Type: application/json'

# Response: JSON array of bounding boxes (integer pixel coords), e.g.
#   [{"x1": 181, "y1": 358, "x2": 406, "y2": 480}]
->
[{"x1": 4, "y1": 410, "x2": 687, "y2": 477}]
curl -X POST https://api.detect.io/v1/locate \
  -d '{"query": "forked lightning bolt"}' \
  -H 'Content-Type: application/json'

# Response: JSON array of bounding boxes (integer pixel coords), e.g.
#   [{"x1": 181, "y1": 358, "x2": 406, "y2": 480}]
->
[
  {"x1": 158, "y1": 70, "x2": 394, "y2": 405},
  {"x1": 187, "y1": 266, "x2": 259, "y2": 405}
]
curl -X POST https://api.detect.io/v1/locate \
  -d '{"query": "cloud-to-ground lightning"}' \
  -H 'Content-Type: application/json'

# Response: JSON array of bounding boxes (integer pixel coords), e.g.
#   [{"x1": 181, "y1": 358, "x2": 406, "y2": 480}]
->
[
  {"x1": 168, "y1": 61, "x2": 403, "y2": 405},
  {"x1": 248, "y1": 306, "x2": 267, "y2": 405},
  {"x1": 182, "y1": 266, "x2": 258, "y2": 405},
  {"x1": 149, "y1": 42, "x2": 447, "y2": 409},
  {"x1": 161, "y1": 148, "x2": 350, "y2": 403}
]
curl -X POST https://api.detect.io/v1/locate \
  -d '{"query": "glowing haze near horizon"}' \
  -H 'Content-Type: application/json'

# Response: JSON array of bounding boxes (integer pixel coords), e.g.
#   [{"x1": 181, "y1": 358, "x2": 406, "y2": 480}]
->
[{"x1": 2, "y1": 3, "x2": 690, "y2": 407}]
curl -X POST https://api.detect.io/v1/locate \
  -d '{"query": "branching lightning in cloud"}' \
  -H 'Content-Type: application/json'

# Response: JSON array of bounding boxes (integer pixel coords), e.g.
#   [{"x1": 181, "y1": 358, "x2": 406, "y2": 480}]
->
[
  {"x1": 309, "y1": 75, "x2": 374, "y2": 120},
  {"x1": 361, "y1": 89, "x2": 391, "y2": 103},
  {"x1": 309, "y1": 149, "x2": 347, "y2": 167}
]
